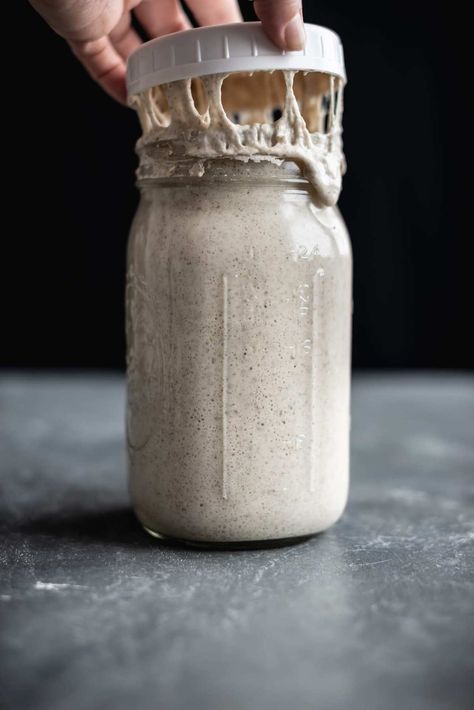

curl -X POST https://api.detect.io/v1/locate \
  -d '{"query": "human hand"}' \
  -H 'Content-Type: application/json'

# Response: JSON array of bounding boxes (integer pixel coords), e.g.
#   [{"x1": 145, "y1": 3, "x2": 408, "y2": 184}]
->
[{"x1": 29, "y1": 1, "x2": 305, "y2": 104}]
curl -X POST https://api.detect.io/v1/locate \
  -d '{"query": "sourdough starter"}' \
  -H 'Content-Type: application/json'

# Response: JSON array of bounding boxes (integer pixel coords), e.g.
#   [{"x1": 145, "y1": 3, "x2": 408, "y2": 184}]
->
[{"x1": 127, "y1": 70, "x2": 352, "y2": 543}]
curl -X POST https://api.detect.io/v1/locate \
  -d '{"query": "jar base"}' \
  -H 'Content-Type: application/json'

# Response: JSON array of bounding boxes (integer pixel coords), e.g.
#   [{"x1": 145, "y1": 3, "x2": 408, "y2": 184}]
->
[{"x1": 142, "y1": 524, "x2": 313, "y2": 550}]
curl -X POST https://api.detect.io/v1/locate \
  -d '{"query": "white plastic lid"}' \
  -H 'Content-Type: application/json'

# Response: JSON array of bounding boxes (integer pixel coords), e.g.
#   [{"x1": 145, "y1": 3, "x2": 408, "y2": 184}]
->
[{"x1": 127, "y1": 21, "x2": 346, "y2": 96}]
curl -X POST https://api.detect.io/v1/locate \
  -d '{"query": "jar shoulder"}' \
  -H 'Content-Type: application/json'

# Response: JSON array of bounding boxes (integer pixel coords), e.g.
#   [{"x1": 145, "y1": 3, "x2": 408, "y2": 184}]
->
[{"x1": 130, "y1": 184, "x2": 351, "y2": 264}]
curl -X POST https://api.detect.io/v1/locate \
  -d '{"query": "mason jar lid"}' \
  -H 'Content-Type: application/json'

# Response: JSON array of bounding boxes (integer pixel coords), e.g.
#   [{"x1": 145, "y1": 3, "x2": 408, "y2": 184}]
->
[{"x1": 127, "y1": 21, "x2": 346, "y2": 97}]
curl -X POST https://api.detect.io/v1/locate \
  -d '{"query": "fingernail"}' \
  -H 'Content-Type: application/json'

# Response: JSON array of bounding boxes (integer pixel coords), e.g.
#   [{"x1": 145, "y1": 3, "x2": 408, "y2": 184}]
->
[{"x1": 283, "y1": 14, "x2": 305, "y2": 51}]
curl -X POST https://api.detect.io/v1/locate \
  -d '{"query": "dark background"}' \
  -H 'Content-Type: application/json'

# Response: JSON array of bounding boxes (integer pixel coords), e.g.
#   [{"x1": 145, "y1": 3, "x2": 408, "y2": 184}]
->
[{"x1": 4, "y1": 1, "x2": 471, "y2": 369}]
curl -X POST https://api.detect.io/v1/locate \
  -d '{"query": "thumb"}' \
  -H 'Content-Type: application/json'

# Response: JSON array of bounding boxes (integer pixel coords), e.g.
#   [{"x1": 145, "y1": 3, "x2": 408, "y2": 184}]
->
[{"x1": 253, "y1": 0, "x2": 305, "y2": 51}]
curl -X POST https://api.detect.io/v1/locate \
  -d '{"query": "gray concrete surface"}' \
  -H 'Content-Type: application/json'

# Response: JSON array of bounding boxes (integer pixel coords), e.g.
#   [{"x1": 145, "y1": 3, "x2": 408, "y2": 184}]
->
[{"x1": 0, "y1": 373, "x2": 473, "y2": 710}]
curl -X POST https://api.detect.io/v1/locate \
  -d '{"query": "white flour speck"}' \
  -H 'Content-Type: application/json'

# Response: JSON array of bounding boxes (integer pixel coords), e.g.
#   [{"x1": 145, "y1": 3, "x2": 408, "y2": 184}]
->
[{"x1": 34, "y1": 581, "x2": 87, "y2": 591}]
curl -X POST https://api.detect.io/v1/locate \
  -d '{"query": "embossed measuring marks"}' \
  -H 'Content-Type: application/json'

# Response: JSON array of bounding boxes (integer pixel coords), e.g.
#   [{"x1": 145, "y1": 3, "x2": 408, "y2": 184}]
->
[{"x1": 221, "y1": 258, "x2": 326, "y2": 498}]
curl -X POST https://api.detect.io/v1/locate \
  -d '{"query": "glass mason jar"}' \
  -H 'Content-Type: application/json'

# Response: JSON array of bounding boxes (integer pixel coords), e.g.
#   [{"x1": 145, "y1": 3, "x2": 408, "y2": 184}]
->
[
  {"x1": 126, "y1": 159, "x2": 351, "y2": 545},
  {"x1": 125, "y1": 22, "x2": 351, "y2": 546}
]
